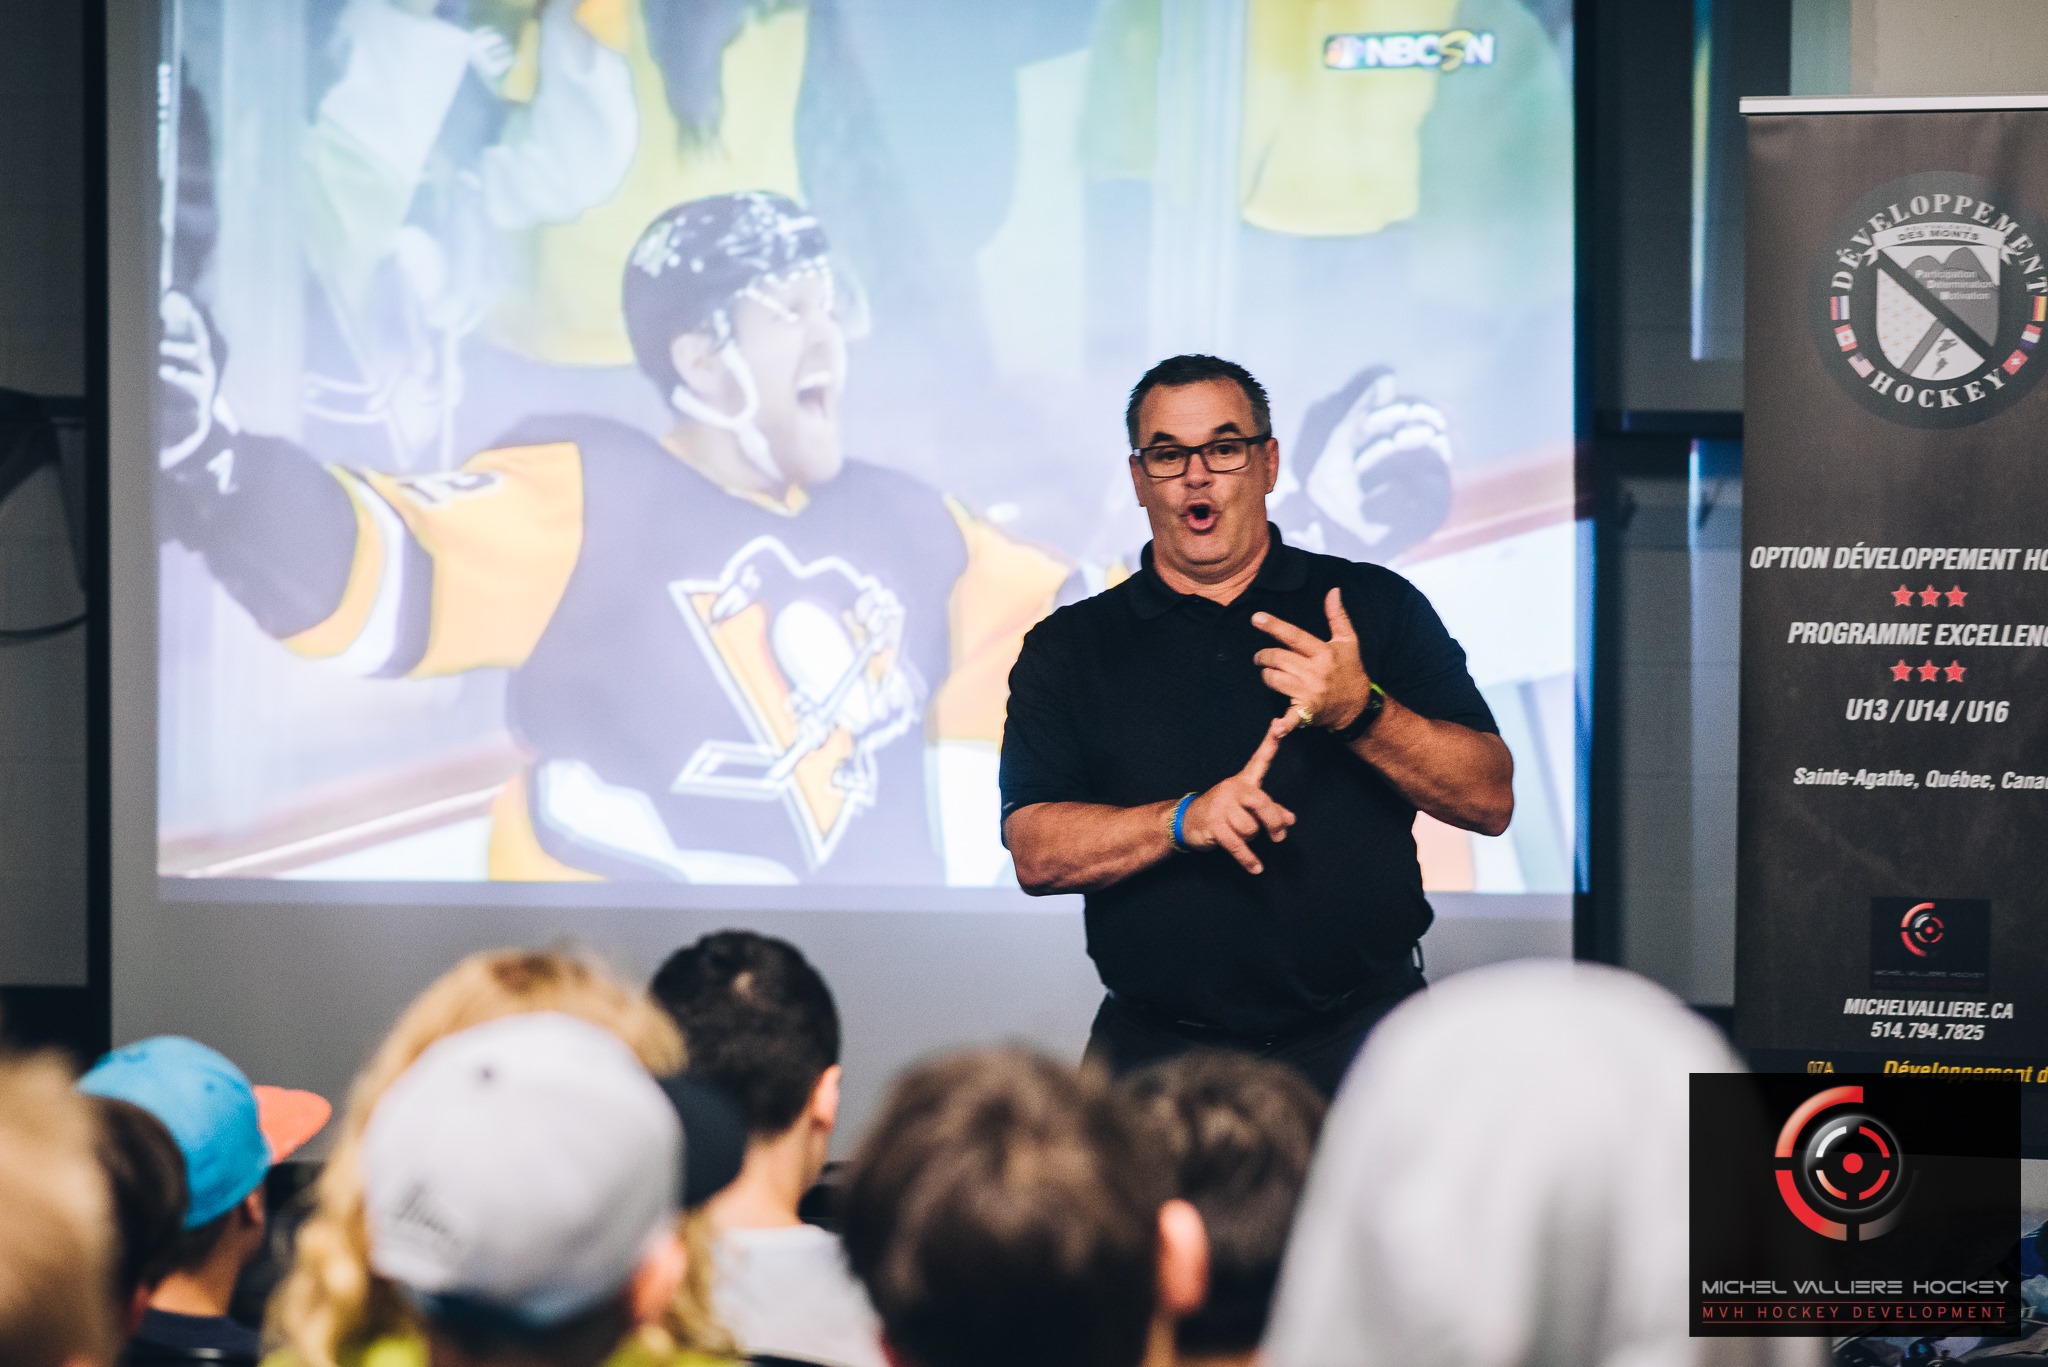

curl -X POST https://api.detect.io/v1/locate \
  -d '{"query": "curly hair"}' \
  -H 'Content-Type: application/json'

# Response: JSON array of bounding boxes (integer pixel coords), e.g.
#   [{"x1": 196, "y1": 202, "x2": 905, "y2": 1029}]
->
[{"x1": 267, "y1": 946, "x2": 733, "y2": 1366}]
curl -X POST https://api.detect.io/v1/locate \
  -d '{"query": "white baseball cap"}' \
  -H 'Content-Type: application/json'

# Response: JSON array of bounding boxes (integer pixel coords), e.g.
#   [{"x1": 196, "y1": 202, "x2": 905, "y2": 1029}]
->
[{"x1": 362, "y1": 1012, "x2": 682, "y2": 1329}]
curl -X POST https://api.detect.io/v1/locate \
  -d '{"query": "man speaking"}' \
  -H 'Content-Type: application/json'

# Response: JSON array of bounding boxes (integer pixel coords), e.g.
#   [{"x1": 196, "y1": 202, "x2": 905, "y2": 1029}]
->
[{"x1": 1000, "y1": 355, "x2": 1513, "y2": 1095}]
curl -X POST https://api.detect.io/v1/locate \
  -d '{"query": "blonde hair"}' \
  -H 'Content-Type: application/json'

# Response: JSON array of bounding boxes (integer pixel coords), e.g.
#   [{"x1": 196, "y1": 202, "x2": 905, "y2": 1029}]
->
[
  {"x1": 0, "y1": 1051, "x2": 116, "y2": 1367},
  {"x1": 269, "y1": 945, "x2": 735, "y2": 1365}
]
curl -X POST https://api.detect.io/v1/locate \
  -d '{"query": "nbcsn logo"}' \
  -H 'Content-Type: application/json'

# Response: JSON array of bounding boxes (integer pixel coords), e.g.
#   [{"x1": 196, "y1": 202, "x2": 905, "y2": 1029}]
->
[{"x1": 1323, "y1": 29, "x2": 1497, "y2": 72}]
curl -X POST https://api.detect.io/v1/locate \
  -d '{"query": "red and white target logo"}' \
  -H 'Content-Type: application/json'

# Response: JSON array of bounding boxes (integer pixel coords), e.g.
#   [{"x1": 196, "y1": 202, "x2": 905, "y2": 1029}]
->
[
  {"x1": 1774, "y1": 1085, "x2": 1910, "y2": 1241},
  {"x1": 1901, "y1": 902, "x2": 1946, "y2": 958}
]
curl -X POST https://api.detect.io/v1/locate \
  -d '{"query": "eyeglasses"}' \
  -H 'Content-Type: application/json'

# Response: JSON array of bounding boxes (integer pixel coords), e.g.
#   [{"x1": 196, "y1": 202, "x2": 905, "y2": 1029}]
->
[{"x1": 1132, "y1": 433, "x2": 1272, "y2": 480}]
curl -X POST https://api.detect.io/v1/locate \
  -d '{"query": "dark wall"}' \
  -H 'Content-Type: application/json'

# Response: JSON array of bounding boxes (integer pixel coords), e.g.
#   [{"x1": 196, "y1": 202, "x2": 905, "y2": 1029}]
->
[
  {"x1": 0, "y1": 0, "x2": 99, "y2": 1066},
  {"x1": 1584, "y1": 0, "x2": 1787, "y2": 416}
]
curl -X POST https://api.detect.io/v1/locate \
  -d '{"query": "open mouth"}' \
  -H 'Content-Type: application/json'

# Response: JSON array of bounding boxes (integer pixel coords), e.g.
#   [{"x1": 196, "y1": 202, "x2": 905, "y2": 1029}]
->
[
  {"x1": 1183, "y1": 499, "x2": 1218, "y2": 534},
  {"x1": 796, "y1": 370, "x2": 836, "y2": 419}
]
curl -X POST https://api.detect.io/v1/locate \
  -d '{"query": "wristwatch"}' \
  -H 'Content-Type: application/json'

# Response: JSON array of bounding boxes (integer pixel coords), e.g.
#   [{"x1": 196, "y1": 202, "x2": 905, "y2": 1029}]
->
[{"x1": 1332, "y1": 682, "x2": 1386, "y2": 742}]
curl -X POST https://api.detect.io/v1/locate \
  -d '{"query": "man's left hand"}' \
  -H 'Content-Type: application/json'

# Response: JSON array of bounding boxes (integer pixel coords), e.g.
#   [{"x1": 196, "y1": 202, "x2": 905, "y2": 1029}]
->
[{"x1": 1253, "y1": 589, "x2": 1372, "y2": 734}]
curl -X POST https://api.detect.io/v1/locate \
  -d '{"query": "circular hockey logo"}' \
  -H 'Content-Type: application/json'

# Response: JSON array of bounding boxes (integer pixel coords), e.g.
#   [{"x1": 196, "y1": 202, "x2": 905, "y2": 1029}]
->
[
  {"x1": 1901, "y1": 902, "x2": 1945, "y2": 958},
  {"x1": 1774, "y1": 1085, "x2": 1910, "y2": 1241},
  {"x1": 1814, "y1": 172, "x2": 2048, "y2": 428}
]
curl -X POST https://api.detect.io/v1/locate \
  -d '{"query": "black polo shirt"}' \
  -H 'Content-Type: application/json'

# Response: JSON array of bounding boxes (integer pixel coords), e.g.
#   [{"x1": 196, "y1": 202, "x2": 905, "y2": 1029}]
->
[{"x1": 999, "y1": 526, "x2": 1497, "y2": 1036}]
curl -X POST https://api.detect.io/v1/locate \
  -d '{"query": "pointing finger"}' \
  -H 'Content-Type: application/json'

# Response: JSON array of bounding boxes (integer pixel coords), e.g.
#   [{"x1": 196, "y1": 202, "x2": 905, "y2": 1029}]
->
[
  {"x1": 1241, "y1": 718, "x2": 1287, "y2": 783},
  {"x1": 1251, "y1": 611, "x2": 1324, "y2": 652}
]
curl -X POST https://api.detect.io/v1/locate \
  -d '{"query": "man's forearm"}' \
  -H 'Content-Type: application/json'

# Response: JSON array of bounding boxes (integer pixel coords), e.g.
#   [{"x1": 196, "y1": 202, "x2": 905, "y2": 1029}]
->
[
  {"x1": 1352, "y1": 700, "x2": 1515, "y2": 836},
  {"x1": 1005, "y1": 800, "x2": 1178, "y2": 895}
]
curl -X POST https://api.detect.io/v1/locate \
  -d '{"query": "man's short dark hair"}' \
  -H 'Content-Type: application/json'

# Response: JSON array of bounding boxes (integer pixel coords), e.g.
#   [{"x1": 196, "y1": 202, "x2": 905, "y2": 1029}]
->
[
  {"x1": 88, "y1": 1097, "x2": 187, "y2": 1304},
  {"x1": 650, "y1": 930, "x2": 840, "y2": 1136},
  {"x1": 841, "y1": 1050, "x2": 1167, "y2": 1367},
  {"x1": 1120, "y1": 1052, "x2": 1327, "y2": 1357},
  {"x1": 1125, "y1": 354, "x2": 1273, "y2": 448}
]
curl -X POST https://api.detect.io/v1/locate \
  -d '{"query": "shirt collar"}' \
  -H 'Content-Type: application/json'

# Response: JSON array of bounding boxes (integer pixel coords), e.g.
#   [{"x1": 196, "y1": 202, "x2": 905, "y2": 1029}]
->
[{"x1": 1130, "y1": 523, "x2": 1305, "y2": 619}]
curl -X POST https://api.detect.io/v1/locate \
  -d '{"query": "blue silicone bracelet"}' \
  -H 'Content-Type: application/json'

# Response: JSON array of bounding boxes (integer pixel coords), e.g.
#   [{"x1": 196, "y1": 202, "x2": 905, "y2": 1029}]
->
[{"x1": 1170, "y1": 792, "x2": 1197, "y2": 852}]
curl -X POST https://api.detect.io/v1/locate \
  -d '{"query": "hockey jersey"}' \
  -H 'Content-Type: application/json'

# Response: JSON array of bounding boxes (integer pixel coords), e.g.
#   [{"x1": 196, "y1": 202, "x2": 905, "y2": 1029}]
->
[{"x1": 164, "y1": 414, "x2": 1069, "y2": 884}]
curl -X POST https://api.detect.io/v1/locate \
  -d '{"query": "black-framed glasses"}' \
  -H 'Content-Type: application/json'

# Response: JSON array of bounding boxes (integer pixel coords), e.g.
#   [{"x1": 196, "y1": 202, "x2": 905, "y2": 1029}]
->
[{"x1": 1132, "y1": 433, "x2": 1272, "y2": 479}]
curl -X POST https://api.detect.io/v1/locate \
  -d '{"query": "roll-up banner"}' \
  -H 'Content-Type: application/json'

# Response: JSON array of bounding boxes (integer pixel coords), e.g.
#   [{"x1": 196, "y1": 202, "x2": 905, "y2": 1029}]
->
[{"x1": 1737, "y1": 96, "x2": 2048, "y2": 1125}]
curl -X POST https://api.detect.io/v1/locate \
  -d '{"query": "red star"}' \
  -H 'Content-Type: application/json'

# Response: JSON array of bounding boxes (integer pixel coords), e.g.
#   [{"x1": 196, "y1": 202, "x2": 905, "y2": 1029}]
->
[
  {"x1": 1917, "y1": 660, "x2": 1939, "y2": 682},
  {"x1": 1890, "y1": 659, "x2": 1913, "y2": 682},
  {"x1": 1892, "y1": 584, "x2": 1915, "y2": 606},
  {"x1": 1918, "y1": 585, "x2": 1942, "y2": 607},
  {"x1": 1946, "y1": 585, "x2": 1968, "y2": 607},
  {"x1": 1945, "y1": 660, "x2": 1966, "y2": 682}
]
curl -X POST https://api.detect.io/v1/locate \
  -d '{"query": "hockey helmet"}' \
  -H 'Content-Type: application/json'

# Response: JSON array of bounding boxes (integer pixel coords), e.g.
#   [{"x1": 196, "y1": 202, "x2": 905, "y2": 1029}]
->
[{"x1": 623, "y1": 191, "x2": 836, "y2": 389}]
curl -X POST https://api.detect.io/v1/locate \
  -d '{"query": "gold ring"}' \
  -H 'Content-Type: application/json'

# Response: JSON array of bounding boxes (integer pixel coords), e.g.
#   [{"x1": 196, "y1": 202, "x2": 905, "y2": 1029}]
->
[{"x1": 1294, "y1": 703, "x2": 1315, "y2": 728}]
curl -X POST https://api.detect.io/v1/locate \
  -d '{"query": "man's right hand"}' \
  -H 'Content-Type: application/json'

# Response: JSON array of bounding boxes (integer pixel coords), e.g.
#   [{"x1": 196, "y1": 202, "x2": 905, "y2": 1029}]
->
[{"x1": 1180, "y1": 718, "x2": 1296, "y2": 875}]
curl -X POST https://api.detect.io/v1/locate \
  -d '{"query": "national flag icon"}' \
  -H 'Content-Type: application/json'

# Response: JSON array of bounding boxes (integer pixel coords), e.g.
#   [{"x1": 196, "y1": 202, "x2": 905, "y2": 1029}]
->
[
  {"x1": 2005, "y1": 350, "x2": 2030, "y2": 375},
  {"x1": 1848, "y1": 354, "x2": 1875, "y2": 378},
  {"x1": 1830, "y1": 296, "x2": 1851, "y2": 321},
  {"x1": 2024, "y1": 324, "x2": 2041, "y2": 347},
  {"x1": 1835, "y1": 325, "x2": 1858, "y2": 351},
  {"x1": 2033, "y1": 295, "x2": 2047, "y2": 323}
]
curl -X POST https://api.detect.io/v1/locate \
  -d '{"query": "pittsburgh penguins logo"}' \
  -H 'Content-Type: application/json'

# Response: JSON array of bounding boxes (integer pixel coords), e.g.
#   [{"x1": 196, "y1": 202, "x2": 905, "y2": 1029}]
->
[
  {"x1": 668, "y1": 537, "x2": 925, "y2": 868},
  {"x1": 1773, "y1": 1085, "x2": 1910, "y2": 1242},
  {"x1": 1813, "y1": 172, "x2": 2048, "y2": 428}
]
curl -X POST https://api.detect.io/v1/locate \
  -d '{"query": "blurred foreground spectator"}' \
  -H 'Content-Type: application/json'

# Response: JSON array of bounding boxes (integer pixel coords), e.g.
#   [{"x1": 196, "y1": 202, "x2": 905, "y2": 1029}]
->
[
  {"x1": 1262, "y1": 961, "x2": 1821, "y2": 1367},
  {"x1": 0, "y1": 1050, "x2": 118, "y2": 1367},
  {"x1": 1122, "y1": 1052, "x2": 1325, "y2": 1367},
  {"x1": 80, "y1": 1037, "x2": 330, "y2": 1364},
  {"x1": 361, "y1": 1012, "x2": 689, "y2": 1367},
  {"x1": 264, "y1": 946, "x2": 732, "y2": 1367},
  {"x1": 86, "y1": 1096, "x2": 188, "y2": 1338},
  {"x1": 842, "y1": 1049, "x2": 1205, "y2": 1367}
]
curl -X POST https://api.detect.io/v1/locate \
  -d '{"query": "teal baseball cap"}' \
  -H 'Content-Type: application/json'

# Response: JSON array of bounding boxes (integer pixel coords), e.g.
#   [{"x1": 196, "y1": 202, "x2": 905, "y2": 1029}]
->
[{"x1": 79, "y1": 1036, "x2": 331, "y2": 1229}]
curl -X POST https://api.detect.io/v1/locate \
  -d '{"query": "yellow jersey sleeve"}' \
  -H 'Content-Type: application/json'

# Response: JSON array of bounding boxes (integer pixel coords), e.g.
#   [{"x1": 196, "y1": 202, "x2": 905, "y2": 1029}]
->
[
  {"x1": 930, "y1": 499, "x2": 1072, "y2": 746},
  {"x1": 284, "y1": 441, "x2": 586, "y2": 677}
]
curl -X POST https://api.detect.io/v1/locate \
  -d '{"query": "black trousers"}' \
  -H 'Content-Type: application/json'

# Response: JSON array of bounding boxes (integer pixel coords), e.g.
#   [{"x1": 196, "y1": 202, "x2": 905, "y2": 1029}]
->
[{"x1": 1083, "y1": 968, "x2": 1425, "y2": 1099}]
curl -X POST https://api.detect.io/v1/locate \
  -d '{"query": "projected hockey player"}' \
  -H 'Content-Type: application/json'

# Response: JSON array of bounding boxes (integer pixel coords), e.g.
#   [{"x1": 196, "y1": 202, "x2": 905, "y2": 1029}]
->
[{"x1": 158, "y1": 192, "x2": 1070, "y2": 886}]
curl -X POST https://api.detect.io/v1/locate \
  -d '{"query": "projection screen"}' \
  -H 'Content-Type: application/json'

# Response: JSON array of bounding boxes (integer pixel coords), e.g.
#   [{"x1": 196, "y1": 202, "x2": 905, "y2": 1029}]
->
[{"x1": 109, "y1": 0, "x2": 1579, "y2": 1144}]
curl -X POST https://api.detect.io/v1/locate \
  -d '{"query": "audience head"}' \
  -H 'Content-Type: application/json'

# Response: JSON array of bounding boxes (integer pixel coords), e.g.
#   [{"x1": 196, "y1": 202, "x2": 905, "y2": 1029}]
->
[
  {"x1": 78, "y1": 1036, "x2": 329, "y2": 1308},
  {"x1": 1120, "y1": 1052, "x2": 1326, "y2": 1362},
  {"x1": 650, "y1": 929, "x2": 841, "y2": 1141},
  {"x1": 85, "y1": 1096, "x2": 187, "y2": 1331},
  {"x1": 79, "y1": 1037, "x2": 326, "y2": 1228},
  {"x1": 0, "y1": 1051, "x2": 116, "y2": 1367},
  {"x1": 273, "y1": 946, "x2": 701, "y2": 1367},
  {"x1": 79, "y1": 1036, "x2": 329, "y2": 1304},
  {"x1": 1263, "y1": 962, "x2": 1770, "y2": 1367},
  {"x1": 842, "y1": 1048, "x2": 1206, "y2": 1367},
  {"x1": 362, "y1": 1012, "x2": 685, "y2": 1367}
]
